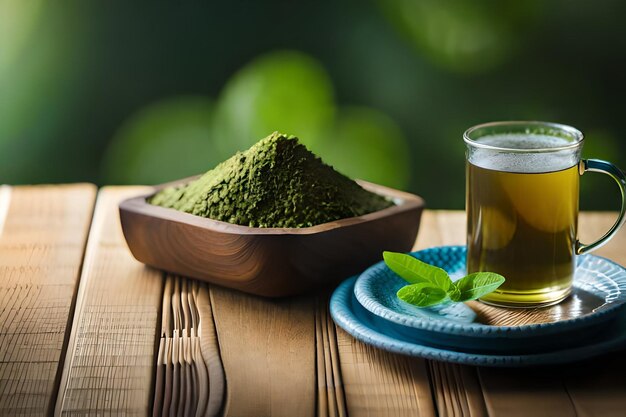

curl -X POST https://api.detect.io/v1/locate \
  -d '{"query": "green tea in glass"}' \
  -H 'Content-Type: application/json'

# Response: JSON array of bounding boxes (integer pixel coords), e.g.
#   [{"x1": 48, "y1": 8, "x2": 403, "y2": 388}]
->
[{"x1": 464, "y1": 121, "x2": 626, "y2": 307}]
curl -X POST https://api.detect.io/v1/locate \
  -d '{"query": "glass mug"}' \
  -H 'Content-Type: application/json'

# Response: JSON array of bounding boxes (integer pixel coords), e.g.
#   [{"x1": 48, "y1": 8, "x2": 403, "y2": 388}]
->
[{"x1": 464, "y1": 121, "x2": 626, "y2": 307}]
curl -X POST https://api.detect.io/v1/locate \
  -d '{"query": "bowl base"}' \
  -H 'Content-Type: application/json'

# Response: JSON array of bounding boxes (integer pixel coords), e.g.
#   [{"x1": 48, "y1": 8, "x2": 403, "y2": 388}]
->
[{"x1": 478, "y1": 285, "x2": 572, "y2": 308}]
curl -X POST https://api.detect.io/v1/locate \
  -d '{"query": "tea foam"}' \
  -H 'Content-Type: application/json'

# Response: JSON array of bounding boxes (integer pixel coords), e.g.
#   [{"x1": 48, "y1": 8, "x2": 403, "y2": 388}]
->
[{"x1": 468, "y1": 134, "x2": 580, "y2": 173}]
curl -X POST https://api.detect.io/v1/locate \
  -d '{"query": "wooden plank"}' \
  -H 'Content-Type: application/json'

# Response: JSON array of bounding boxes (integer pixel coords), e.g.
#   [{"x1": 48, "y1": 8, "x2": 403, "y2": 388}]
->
[
  {"x1": 417, "y1": 211, "x2": 488, "y2": 417},
  {"x1": 152, "y1": 276, "x2": 225, "y2": 417},
  {"x1": 561, "y1": 212, "x2": 626, "y2": 417},
  {"x1": 0, "y1": 184, "x2": 96, "y2": 416},
  {"x1": 333, "y1": 212, "x2": 435, "y2": 417},
  {"x1": 316, "y1": 296, "x2": 347, "y2": 417},
  {"x1": 209, "y1": 287, "x2": 316, "y2": 417},
  {"x1": 427, "y1": 211, "x2": 626, "y2": 417},
  {"x1": 334, "y1": 329, "x2": 437, "y2": 417},
  {"x1": 561, "y1": 351, "x2": 626, "y2": 417},
  {"x1": 428, "y1": 362, "x2": 488, "y2": 417},
  {"x1": 473, "y1": 212, "x2": 626, "y2": 417},
  {"x1": 445, "y1": 204, "x2": 574, "y2": 417},
  {"x1": 334, "y1": 210, "x2": 482, "y2": 417},
  {"x1": 479, "y1": 367, "x2": 577, "y2": 417},
  {"x1": 55, "y1": 187, "x2": 164, "y2": 416}
]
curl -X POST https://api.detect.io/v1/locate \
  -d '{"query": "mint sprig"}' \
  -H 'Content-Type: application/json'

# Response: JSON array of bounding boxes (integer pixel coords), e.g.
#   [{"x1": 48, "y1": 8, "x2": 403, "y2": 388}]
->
[
  {"x1": 396, "y1": 283, "x2": 448, "y2": 307},
  {"x1": 383, "y1": 251, "x2": 505, "y2": 308},
  {"x1": 382, "y1": 251, "x2": 451, "y2": 290}
]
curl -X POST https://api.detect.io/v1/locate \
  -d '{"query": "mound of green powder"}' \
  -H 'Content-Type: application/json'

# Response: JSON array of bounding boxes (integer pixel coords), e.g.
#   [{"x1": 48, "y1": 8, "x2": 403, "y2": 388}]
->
[{"x1": 149, "y1": 132, "x2": 393, "y2": 228}]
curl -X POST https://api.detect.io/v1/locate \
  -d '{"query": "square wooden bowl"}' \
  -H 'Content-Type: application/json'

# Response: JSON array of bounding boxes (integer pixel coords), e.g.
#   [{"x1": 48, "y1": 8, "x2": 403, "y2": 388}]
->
[{"x1": 119, "y1": 177, "x2": 425, "y2": 297}]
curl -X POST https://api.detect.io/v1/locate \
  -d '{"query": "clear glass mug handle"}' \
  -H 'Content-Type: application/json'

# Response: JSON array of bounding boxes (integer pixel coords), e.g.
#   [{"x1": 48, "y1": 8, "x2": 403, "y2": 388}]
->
[{"x1": 576, "y1": 159, "x2": 626, "y2": 255}]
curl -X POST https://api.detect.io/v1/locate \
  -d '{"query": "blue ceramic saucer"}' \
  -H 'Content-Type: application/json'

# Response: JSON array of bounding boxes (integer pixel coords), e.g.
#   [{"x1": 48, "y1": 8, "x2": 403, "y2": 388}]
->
[
  {"x1": 353, "y1": 246, "x2": 626, "y2": 353},
  {"x1": 331, "y1": 276, "x2": 626, "y2": 367}
]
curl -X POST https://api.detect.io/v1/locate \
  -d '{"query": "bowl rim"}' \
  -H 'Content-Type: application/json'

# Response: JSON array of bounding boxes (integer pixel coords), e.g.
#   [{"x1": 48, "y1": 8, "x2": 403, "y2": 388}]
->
[
  {"x1": 331, "y1": 276, "x2": 626, "y2": 367},
  {"x1": 119, "y1": 175, "x2": 425, "y2": 236},
  {"x1": 353, "y1": 245, "x2": 626, "y2": 337}
]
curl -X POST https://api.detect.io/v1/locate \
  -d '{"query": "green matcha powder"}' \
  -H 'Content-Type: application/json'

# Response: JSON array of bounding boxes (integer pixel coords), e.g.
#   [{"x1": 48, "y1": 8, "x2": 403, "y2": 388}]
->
[{"x1": 149, "y1": 132, "x2": 393, "y2": 228}]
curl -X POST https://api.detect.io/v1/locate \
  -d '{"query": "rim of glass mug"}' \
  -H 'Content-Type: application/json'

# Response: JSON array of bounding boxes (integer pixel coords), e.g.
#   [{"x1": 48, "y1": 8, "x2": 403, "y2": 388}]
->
[
  {"x1": 463, "y1": 120, "x2": 626, "y2": 257},
  {"x1": 463, "y1": 121, "x2": 584, "y2": 153}
]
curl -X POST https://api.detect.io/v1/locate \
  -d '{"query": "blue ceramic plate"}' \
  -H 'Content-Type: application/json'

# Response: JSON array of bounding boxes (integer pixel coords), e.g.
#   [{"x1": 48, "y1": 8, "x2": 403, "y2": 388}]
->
[
  {"x1": 353, "y1": 246, "x2": 626, "y2": 353},
  {"x1": 332, "y1": 277, "x2": 626, "y2": 367}
]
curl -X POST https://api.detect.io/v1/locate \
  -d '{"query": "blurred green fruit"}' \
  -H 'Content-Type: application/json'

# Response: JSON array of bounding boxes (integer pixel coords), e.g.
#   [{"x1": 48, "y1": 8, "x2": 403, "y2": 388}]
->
[
  {"x1": 102, "y1": 97, "x2": 220, "y2": 184},
  {"x1": 313, "y1": 107, "x2": 411, "y2": 190},
  {"x1": 0, "y1": 1, "x2": 87, "y2": 183},
  {"x1": 379, "y1": 0, "x2": 540, "y2": 73},
  {"x1": 0, "y1": 0, "x2": 44, "y2": 76},
  {"x1": 213, "y1": 50, "x2": 335, "y2": 155},
  {"x1": 102, "y1": 51, "x2": 411, "y2": 190}
]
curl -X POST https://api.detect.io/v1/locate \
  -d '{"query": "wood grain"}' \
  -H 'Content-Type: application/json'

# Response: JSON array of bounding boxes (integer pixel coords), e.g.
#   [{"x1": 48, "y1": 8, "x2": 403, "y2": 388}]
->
[
  {"x1": 479, "y1": 367, "x2": 577, "y2": 417},
  {"x1": 1, "y1": 182, "x2": 621, "y2": 417},
  {"x1": 152, "y1": 276, "x2": 225, "y2": 417},
  {"x1": 55, "y1": 187, "x2": 163, "y2": 416},
  {"x1": 416, "y1": 211, "x2": 488, "y2": 417},
  {"x1": 333, "y1": 214, "x2": 442, "y2": 416},
  {"x1": 562, "y1": 212, "x2": 626, "y2": 417},
  {"x1": 466, "y1": 287, "x2": 607, "y2": 326},
  {"x1": 416, "y1": 210, "x2": 626, "y2": 417},
  {"x1": 119, "y1": 180, "x2": 424, "y2": 297},
  {"x1": 0, "y1": 184, "x2": 95, "y2": 417},
  {"x1": 462, "y1": 211, "x2": 626, "y2": 417},
  {"x1": 333, "y1": 210, "x2": 481, "y2": 417},
  {"x1": 335, "y1": 328, "x2": 437, "y2": 417},
  {"x1": 315, "y1": 296, "x2": 347, "y2": 417},
  {"x1": 209, "y1": 286, "x2": 317, "y2": 417},
  {"x1": 428, "y1": 362, "x2": 488, "y2": 417},
  {"x1": 0, "y1": 185, "x2": 10, "y2": 234},
  {"x1": 560, "y1": 351, "x2": 626, "y2": 417}
]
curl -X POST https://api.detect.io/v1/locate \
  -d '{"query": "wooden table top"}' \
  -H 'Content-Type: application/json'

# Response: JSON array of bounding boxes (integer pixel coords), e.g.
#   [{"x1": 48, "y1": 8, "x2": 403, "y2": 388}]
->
[{"x1": 1, "y1": 184, "x2": 625, "y2": 417}]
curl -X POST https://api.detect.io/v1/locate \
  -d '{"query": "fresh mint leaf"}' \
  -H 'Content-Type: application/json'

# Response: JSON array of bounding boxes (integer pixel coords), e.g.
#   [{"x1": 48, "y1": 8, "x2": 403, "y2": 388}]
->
[
  {"x1": 452, "y1": 272, "x2": 506, "y2": 302},
  {"x1": 383, "y1": 251, "x2": 452, "y2": 291},
  {"x1": 397, "y1": 283, "x2": 448, "y2": 307},
  {"x1": 384, "y1": 251, "x2": 506, "y2": 308},
  {"x1": 447, "y1": 284, "x2": 461, "y2": 302}
]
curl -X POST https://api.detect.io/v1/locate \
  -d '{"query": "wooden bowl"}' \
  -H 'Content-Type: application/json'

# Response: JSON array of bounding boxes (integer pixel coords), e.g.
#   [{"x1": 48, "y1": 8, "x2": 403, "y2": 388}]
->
[{"x1": 119, "y1": 177, "x2": 425, "y2": 297}]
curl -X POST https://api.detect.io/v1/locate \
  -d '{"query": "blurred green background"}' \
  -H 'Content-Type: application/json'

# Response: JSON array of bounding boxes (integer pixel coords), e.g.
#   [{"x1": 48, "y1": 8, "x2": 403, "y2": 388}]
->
[{"x1": 1, "y1": 0, "x2": 625, "y2": 209}]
